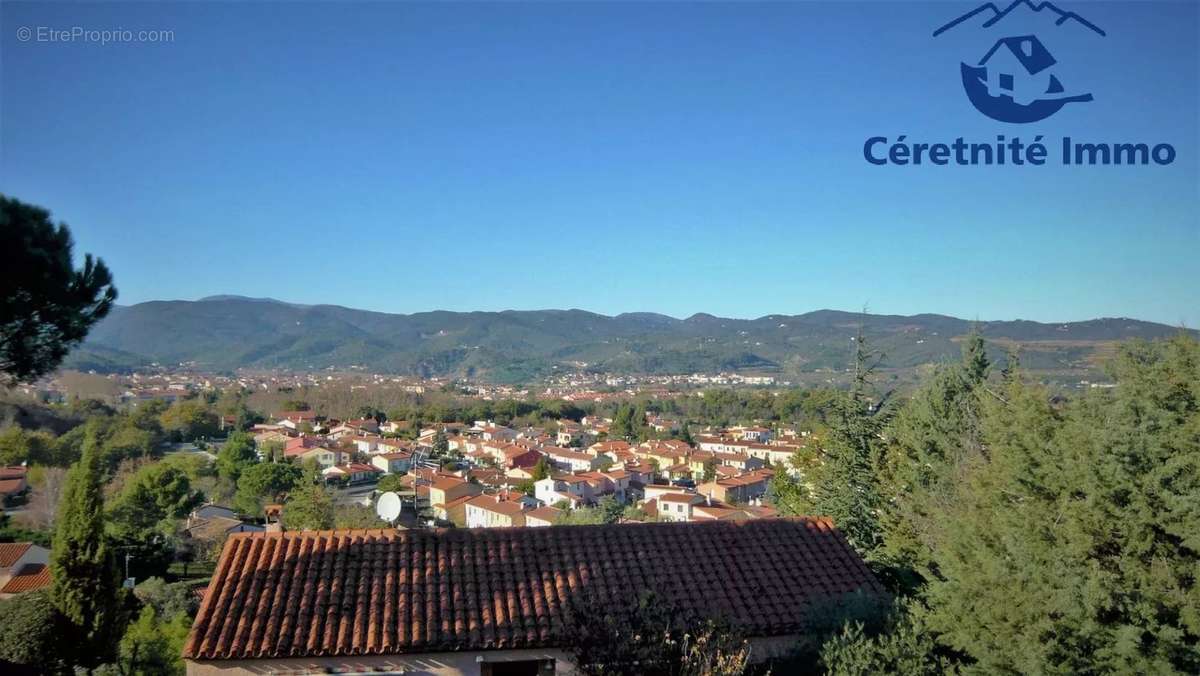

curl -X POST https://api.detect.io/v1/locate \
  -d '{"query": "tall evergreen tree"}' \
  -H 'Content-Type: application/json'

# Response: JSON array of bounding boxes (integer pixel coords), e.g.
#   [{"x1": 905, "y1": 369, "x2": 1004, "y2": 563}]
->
[
  {"x1": 50, "y1": 442, "x2": 121, "y2": 667},
  {"x1": 775, "y1": 327, "x2": 889, "y2": 557},
  {"x1": 879, "y1": 329, "x2": 990, "y2": 576}
]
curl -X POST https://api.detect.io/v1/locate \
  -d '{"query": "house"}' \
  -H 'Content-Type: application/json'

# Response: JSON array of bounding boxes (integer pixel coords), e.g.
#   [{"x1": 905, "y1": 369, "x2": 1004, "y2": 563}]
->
[
  {"x1": 251, "y1": 430, "x2": 291, "y2": 449},
  {"x1": 543, "y1": 447, "x2": 601, "y2": 473},
  {"x1": 428, "y1": 476, "x2": 482, "y2": 522},
  {"x1": 524, "y1": 505, "x2": 563, "y2": 527},
  {"x1": 979, "y1": 34, "x2": 1057, "y2": 106},
  {"x1": 371, "y1": 451, "x2": 413, "y2": 474},
  {"x1": 692, "y1": 503, "x2": 779, "y2": 522},
  {"x1": 656, "y1": 492, "x2": 706, "y2": 521},
  {"x1": 477, "y1": 423, "x2": 517, "y2": 442},
  {"x1": 322, "y1": 463, "x2": 384, "y2": 484},
  {"x1": 188, "y1": 504, "x2": 240, "y2": 522},
  {"x1": 0, "y1": 466, "x2": 29, "y2": 503},
  {"x1": 273, "y1": 410, "x2": 319, "y2": 430},
  {"x1": 534, "y1": 475, "x2": 593, "y2": 508},
  {"x1": 0, "y1": 542, "x2": 51, "y2": 599},
  {"x1": 284, "y1": 437, "x2": 343, "y2": 468},
  {"x1": 464, "y1": 494, "x2": 527, "y2": 528},
  {"x1": 729, "y1": 425, "x2": 772, "y2": 443},
  {"x1": 183, "y1": 519, "x2": 882, "y2": 674},
  {"x1": 555, "y1": 420, "x2": 585, "y2": 447},
  {"x1": 697, "y1": 469, "x2": 774, "y2": 504},
  {"x1": 287, "y1": 446, "x2": 342, "y2": 469}
]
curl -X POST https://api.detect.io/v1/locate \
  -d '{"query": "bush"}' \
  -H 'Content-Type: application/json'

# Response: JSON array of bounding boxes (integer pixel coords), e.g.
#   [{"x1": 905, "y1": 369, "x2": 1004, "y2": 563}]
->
[{"x1": 0, "y1": 590, "x2": 69, "y2": 673}]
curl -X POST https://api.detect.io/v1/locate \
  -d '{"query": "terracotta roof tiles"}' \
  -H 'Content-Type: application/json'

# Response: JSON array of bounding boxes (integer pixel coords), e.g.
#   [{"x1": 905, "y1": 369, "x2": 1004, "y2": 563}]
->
[
  {"x1": 0, "y1": 563, "x2": 50, "y2": 593},
  {"x1": 184, "y1": 518, "x2": 881, "y2": 661},
  {"x1": 0, "y1": 542, "x2": 32, "y2": 567}
]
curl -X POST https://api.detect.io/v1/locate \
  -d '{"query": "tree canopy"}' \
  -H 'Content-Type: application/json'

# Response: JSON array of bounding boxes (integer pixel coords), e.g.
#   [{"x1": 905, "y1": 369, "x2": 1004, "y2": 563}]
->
[{"x1": 0, "y1": 195, "x2": 117, "y2": 384}]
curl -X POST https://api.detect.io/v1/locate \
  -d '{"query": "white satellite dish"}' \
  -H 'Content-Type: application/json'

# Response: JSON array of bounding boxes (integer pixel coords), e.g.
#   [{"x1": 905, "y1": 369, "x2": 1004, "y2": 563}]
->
[{"x1": 376, "y1": 491, "x2": 402, "y2": 524}]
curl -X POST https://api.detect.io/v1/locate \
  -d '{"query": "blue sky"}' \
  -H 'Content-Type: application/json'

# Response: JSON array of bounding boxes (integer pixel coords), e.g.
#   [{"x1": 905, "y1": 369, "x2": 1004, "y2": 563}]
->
[{"x1": 2, "y1": 1, "x2": 1197, "y2": 325}]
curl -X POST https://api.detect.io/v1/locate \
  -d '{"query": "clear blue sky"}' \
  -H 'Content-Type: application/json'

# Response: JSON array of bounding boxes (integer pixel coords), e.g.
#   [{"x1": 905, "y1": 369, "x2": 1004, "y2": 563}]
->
[{"x1": 2, "y1": 1, "x2": 1197, "y2": 325}]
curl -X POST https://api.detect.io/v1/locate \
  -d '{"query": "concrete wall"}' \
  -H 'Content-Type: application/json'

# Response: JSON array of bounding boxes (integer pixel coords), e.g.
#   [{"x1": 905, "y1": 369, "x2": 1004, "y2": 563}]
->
[
  {"x1": 187, "y1": 648, "x2": 576, "y2": 676},
  {"x1": 186, "y1": 635, "x2": 804, "y2": 675}
]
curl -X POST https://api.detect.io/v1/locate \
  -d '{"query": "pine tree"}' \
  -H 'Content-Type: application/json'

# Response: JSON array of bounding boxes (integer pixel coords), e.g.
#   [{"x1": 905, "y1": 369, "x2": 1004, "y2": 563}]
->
[
  {"x1": 960, "y1": 327, "x2": 990, "y2": 386},
  {"x1": 50, "y1": 442, "x2": 121, "y2": 668},
  {"x1": 804, "y1": 327, "x2": 888, "y2": 556}
]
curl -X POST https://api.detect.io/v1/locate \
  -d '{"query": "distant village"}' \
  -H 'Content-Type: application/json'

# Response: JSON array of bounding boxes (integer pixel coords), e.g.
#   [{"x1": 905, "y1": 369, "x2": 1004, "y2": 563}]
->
[{"x1": 251, "y1": 410, "x2": 810, "y2": 530}]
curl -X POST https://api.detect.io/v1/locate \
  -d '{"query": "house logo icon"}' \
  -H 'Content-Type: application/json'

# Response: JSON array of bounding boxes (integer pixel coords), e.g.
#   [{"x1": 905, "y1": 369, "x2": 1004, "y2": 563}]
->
[{"x1": 934, "y1": 1, "x2": 1105, "y2": 124}]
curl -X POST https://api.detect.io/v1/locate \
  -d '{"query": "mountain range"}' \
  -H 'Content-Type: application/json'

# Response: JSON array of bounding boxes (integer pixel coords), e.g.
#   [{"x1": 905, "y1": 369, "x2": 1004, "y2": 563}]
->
[{"x1": 60, "y1": 296, "x2": 1191, "y2": 383}]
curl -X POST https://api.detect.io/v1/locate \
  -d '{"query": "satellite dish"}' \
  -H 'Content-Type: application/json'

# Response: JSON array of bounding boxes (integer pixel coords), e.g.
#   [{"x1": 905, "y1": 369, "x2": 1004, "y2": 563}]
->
[{"x1": 376, "y1": 491, "x2": 402, "y2": 524}]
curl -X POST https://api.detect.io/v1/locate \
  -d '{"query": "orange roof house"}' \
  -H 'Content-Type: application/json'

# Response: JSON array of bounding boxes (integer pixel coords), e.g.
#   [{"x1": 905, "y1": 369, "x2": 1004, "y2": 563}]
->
[
  {"x1": 0, "y1": 542, "x2": 50, "y2": 599},
  {"x1": 183, "y1": 519, "x2": 882, "y2": 673}
]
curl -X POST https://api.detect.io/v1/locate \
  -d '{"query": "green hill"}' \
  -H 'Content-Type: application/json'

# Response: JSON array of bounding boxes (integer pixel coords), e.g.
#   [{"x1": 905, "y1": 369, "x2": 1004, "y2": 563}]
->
[{"x1": 65, "y1": 296, "x2": 1191, "y2": 382}]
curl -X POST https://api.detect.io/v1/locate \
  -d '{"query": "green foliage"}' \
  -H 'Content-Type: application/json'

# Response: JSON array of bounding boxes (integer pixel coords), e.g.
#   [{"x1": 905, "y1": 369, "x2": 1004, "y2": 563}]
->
[
  {"x1": 234, "y1": 461, "x2": 302, "y2": 515},
  {"x1": 160, "y1": 400, "x2": 218, "y2": 441},
  {"x1": 107, "y1": 462, "x2": 202, "y2": 579},
  {"x1": 215, "y1": 431, "x2": 258, "y2": 483},
  {"x1": 50, "y1": 442, "x2": 122, "y2": 667},
  {"x1": 0, "y1": 425, "x2": 56, "y2": 466},
  {"x1": 132, "y1": 576, "x2": 200, "y2": 618},
  {"x1": 820, "y1": 602, "x2": 951, "y2": 676},
  {"x1": 916, "y1": 335, "x2": 1200, "y2": 674},
  {"x1": 560, "y1": 591, "x2": 753, "y2": 676},
  {"x1": 282, "y1": 481, "x2": 335, "y2": 530},
  {"x1": 775, "y1": 328, "x2": 888, "y2": 557},
  {"x1": 0, "y1": 511, "x2": 53, "y2": 546},
  {"x1": 610, "y1": 403, "x2": 637, "y2": 441},
  {"x1": 376, "y1": 473, "x2": 406, "y2": 493},
  {"x1": 877, "y1": 333, "x2": 989, "y2": 581},
  {"x1": 0, "y1": 195, "x2": 117, "y2": 385},
  {"x1": 531, "y1": 456, "x2": 552, "y2": 481},
  {"x1": 117, "y1": 606, "x2": 190, "y2": 676},
  {"x1": 334, "y1": 503, "x2": 387, "y2": 529},
  {"x1": 0, "y1": 590, "x2": 70, "y2": 673},
  {"x1": 556, "y1": 496, "x2": 624, "y2": 525}
]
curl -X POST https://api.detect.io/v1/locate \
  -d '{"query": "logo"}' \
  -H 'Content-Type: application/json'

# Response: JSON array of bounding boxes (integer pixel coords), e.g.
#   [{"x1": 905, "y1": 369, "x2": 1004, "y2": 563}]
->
[{"x1": 934, "y1": 1, "x2": 1105, "y2": 123}]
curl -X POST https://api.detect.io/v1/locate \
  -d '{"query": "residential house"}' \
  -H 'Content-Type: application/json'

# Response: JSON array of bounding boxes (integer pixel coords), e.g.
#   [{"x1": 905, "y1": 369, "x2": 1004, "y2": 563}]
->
[
  {"x1": 524, "y1": 505, "x2": 563, "y2": 527},
  {"x1": 371, "y1": 451, "x2": 413, "y2": 474},
  {"x1": 697, "y1": 469, "x2": 773, "y2": 504},
  {"x1": 0, "y1": 542, "x2": 50, "y2": 599},
  {"x1": 543, "y1": 447, "x2": 601, "y2": 473},
  {"x1": 692, "y1": 503, "x2": 779, "y2": 522},
  {"x1": 555, "y1": 420, "x2": 585, "y2": 447},
  {"x1": 464, "y1": 494, "x2": 527, "y2": 528},
  {"x1": 0, "y1": 466, "x2": 29, "y2": 504},
  {"x1": 533, "y1": 475, "x2": 590, "y2": 509},
  {"x1": 283, "y1": 437, "x2": 343, "y2": 469},
  {"x1": 184, "y1": 520, "x2": 882, "y2": 674},
  {"x1": 655, "y1": 492, "x2": 707, "y2": 521},
  {"x1": 428, "y1": 476, "x2": 483, "y2": 522},
  {"x1": 322, "y1": 463, "x2": 384, "y2": 484}
]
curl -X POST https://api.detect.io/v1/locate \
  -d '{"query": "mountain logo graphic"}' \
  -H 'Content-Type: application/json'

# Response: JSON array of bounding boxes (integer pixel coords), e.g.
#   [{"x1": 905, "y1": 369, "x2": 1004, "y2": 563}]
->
[{"x1": 934, "y1": 1, "x2": 1105, "y2": 124}]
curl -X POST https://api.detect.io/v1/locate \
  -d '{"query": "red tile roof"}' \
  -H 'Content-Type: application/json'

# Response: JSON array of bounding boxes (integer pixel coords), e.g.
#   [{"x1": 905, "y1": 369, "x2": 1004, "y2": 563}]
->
[
  {"x1": 0, "y1": 563, "x2": 51, "y2": 593},
  {"x1": 0, "y1": 542, "x2": 32, "y2": 567},
  {"x1": 0, "y1": 478, "x2": 26, "y2": 496},
  {"x1": 183, "y1": 518, "x2": 881, "y2": 660}
]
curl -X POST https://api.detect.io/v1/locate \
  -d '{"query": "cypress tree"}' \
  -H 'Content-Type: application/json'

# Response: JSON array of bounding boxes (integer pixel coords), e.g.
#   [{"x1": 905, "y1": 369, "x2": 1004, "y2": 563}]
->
[
  {"x1": 802, "y1": 327, "x2": 889, "y2": 556},
  {"x1": 50, "y1": 442, "x2": 120, "y2": 667}
]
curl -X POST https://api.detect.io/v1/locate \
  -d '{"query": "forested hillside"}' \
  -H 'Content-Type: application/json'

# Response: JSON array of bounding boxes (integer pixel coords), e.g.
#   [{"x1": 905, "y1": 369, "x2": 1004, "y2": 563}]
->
[{"x1": 67, "y1": 296, "x2": 1189, "y2": 381}]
